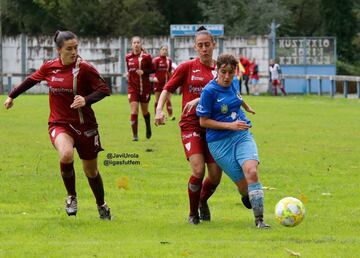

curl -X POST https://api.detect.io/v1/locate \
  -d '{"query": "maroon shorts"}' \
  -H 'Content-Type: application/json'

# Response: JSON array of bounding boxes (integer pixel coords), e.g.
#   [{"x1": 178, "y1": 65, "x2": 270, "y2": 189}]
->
[
  {"x1": 48, "y1": 123, "x2": 103, "y2": 160},
  {"x1": 128, "y1": 92, "x2": 151, "y2": 103},
  {"x1": 180, "y1": 129, "x2": 215, "y2": 163},
  {"x1": 128, "y1": 86, "x2": 151, "y2": 103},
  {"x1": 272, "y1": 79, "x2": 282, "y2": 87},
  {"x1": 153, "y1": 82, "x2": 165, "y2": 93}
]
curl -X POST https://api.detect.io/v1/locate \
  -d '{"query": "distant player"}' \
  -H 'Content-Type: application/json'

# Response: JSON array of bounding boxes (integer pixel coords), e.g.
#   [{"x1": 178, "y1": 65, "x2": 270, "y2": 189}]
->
[
  {"x1": 4, "y1": 30, "x2": 111, "y2": 219},
  {"x1": 197, "y1": 53, "x2": 270, "y2": 228},
  {"x1": 125, "y1": 36, "x2": 153, "y2": 141},
  {"x1": 269, "y1": 59, "x2": 286, "y2": 96},
  {"x1": 152, "y1": 45, "x2": 174, "y2": 120},
  {"x1": 155, "y1": 26, "x2": 222, "y2": 225},
  {"x1": 240, "y1": 55, "x2": 251, "y2": 95},
  {"x1": 249, "y1": 58, "x2": 260, "y2": 95}
]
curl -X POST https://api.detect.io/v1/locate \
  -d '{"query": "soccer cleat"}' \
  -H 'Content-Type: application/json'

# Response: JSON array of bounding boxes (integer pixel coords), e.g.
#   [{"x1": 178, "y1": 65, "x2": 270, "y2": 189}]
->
[
  {"x1": 65, "y1": 195, "x2": 78, "y2": 216},
  {"x1": 98, "y1": 202, "x2": 111, "y2": 220},
  {"x1": 132, "y1": 135, "x2": 138, "y2": 141},
  {"x1": 241, "y1": 195, "x2": 252, "y2": 209},
  {"x1": 188, "y1": 215, "x2": 200, "y2": 225},
  {"x1": 199, "y1": 201, "x2": 211, "y2": 221},
  {"x1": 255, "y1": 216, "x2": 271, "y2": 229}
]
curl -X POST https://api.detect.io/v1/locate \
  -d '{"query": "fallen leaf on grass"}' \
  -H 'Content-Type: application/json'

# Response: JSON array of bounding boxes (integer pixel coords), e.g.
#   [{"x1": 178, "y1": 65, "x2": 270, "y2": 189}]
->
[
  {"x1": 262, "y1": 186, "x2": 276, "y2": 190},
  {"x1": 298, "y1": 194, "x2": 308, "y2": 204},
  {"x1": 285, "y1": 248, "x2": 301, "y2": 257},
  {"x1": 117, "y1": 176, "x2": 129, "y2": 190}
]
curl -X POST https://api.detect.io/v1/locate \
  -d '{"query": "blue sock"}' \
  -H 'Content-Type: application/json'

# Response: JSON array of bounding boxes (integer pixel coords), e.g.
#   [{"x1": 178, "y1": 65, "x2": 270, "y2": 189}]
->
[{"x1": 248, "y1": 182, "x2": 264, "y2": 218}]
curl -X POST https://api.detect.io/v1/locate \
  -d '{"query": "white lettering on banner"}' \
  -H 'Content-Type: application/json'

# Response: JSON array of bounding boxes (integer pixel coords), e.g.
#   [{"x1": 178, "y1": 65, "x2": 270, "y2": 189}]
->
[{"x1": 277, "y1": 37, "x2": 335, "y2": 65}]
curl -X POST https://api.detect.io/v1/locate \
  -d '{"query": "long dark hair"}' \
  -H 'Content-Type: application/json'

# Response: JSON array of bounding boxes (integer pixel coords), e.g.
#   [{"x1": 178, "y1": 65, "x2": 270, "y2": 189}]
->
[{"x1": 53, "y1": 30, "x2": 77, "y2": 48}]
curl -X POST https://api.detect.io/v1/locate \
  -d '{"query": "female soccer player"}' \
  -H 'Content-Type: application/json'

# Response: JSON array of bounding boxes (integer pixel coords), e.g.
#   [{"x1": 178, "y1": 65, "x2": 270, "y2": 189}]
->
[
  {"x1": 249, "y1": 58, "x2": 260, "y2": 95},
  {"x1": 196, "y1": 53, "x2": 270, "y2": 228},
  {"x1": 152, "y1": 45, "x2": 174, "y2": 120},
  {"x1": 125, "y1": 36, "x2": 153, "y2": 141},
  {"x1": 155, "y1": 27, "x2": 222, "y2": 225},
  {"x1": 4, "y1": 30, "x2": 111, "y2": 220}
]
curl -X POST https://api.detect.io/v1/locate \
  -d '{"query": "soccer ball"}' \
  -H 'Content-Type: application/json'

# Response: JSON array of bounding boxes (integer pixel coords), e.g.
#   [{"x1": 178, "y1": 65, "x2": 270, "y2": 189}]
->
[{"x1": 275, "y1": 197, "x2": 305, "y2": 227}]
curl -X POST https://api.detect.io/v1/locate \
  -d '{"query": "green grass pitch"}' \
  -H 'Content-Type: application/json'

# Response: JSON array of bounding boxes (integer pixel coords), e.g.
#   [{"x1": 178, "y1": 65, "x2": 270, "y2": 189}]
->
[{"x1": 0, "y1": 94, "x2": 360, "y2": 257}]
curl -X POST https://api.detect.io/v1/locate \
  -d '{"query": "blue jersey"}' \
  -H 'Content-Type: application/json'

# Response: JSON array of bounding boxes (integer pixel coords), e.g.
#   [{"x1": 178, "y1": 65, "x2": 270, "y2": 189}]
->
[{"x1": 196, "y1": 78, "x2": 251, "y2": 142}]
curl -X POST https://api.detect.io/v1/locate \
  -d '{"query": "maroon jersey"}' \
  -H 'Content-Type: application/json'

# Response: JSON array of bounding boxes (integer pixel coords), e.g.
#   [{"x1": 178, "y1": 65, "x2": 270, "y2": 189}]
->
[
  {"x1": 164, "y1": 57, "x2": 216, "y2": 131},
  {"x1": 153, "y1": 55, "x2": 172, "y2": 86},
  {"x1": 30, "y1": 57, "x2": 110, "y2": 126},
  {"x1": 125, "y1": 51, "x2": 153, "y2": 95}
]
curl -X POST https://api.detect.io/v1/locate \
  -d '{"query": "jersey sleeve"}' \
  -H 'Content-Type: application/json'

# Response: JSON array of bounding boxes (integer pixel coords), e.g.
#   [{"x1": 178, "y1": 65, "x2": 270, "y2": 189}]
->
[
  {"x1": 82, "y1": 62, "x2": 110, "y2": 95},
  {"x1": 196, "y1": 86, "x2": 213, "y2": 118},
  {"x1": 142, "y1": 55, "x2": 154, "y2": 75},
  {"x1": 168, "y1": 59, "x2": 173, "y2": 73},
  {"x1": 152, "y1": 57, "x2": 159, "y2": 71},
  {"x1": 30, "y1": 62, "x2": 48, "y2": 81},
  {"x1": 164, "y1": 62, "x2": 188, "y2": 93}
]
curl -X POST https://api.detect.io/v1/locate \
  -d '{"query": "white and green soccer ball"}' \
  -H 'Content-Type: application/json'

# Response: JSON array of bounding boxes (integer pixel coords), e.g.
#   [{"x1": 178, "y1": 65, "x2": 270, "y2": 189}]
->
[{"x1": 275, "y1": 197, "x2": 305, "y2": 227}]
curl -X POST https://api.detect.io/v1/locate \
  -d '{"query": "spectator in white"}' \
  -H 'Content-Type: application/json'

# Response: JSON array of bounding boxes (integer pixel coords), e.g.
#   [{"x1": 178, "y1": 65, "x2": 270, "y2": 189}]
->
[{"x1": 269, "y1": 59, "x2": 286, "y2": 96}]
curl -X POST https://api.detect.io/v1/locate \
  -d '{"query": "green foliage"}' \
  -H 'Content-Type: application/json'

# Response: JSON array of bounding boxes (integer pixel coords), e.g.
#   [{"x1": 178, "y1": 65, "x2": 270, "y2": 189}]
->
[
  {"x1": 0, "y1": 0, "x2": 359, "y2": 63},
  {"x1": 1, "y1": 95, "x2": 360, "y2": 257},
  {"x1": 319, "y1": 0, "x2": 358, "y2": 62},
  {"x1": 336, "y1": 60, "x2": 360, "y2": 76}
]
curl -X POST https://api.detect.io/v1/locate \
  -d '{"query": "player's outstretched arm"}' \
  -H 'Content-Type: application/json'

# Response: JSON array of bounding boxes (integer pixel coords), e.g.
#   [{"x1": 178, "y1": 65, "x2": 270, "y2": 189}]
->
[
  {"x1": 155, "y1": 90, "x2": 170, "y2": 126},
  {"x1": 241, "y1": 101, "x2": 256, "y2": 114},
  {"x1": 182, "y1": 98, "x2": 200, "y2": 115},
  {"x1": 4, "y1": 97, "x2": 14, "y2": 109}
]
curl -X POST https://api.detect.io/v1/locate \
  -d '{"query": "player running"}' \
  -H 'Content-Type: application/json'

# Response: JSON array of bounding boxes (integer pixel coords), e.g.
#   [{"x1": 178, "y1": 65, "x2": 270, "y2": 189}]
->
[
  {"x1": 196, "y1": 53, "x2": 270, "y2": 228},
  {"x1": 152, "y1": 45, "x2": 175, "y2": 120},
  {"x1": 125, "y1": 36, "x2": 153, "y2": 141},
  {"x1": 4, "y1": 30, "x2": 111, "y2": 219},
  {"x1": 155, "y1": 26, "x2": 222, "y2": 225}
]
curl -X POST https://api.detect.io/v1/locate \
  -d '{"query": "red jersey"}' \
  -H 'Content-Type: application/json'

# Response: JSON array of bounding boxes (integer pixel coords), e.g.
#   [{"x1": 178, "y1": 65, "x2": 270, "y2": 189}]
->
[
  {"x1": 152, "y1": 55, "x2": 172, "y2": 86},
  {"x1": 30, "y1": 57, "x2": 110, "y2": 126},
  {"x1": 164, "y1": 57, "x2": 216, "y2": 131},
  {"x1": 125, "y1": 51, "x2": 153, "y2": 94},
  {"x1": 249, "y1": 63, "x2": 259, "y2": 80},
  {"x1": 240, "y1": 57, "x2": 251, "y2": 76}
]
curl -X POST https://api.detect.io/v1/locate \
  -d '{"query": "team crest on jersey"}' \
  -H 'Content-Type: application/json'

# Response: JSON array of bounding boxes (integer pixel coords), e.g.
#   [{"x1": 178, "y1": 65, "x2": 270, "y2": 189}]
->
[{"x1": 221, "y1": 104, "x2": 228, "y2": 114}]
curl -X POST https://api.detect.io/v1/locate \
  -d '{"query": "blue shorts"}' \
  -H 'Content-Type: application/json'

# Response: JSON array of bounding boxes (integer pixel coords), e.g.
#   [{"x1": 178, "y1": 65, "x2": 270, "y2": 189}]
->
[
  {"x1": 208, "y1": 130, "x2": 259, "y2": 183},
  {"x1": 251, "y1": 78, "x2": 259, "y2": 85}
]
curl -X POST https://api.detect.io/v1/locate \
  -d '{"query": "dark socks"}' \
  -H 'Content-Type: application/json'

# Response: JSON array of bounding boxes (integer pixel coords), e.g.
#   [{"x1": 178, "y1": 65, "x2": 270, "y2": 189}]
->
[
  {"x1": 143, "y1": 112, "x2": 152, "y2": 139},
  {"x1": 60, "y1": 162, "x2": 76, "y2": 196},
  {"x1": 87, "y1": 172, "x2": 105, "y2": 206}
]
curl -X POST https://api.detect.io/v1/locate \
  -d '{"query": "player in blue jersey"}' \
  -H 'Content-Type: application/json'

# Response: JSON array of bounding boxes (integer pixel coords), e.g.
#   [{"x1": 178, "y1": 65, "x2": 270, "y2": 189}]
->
[{"x1": 196, "y1": 53, "x2": 270, "y2": 228}]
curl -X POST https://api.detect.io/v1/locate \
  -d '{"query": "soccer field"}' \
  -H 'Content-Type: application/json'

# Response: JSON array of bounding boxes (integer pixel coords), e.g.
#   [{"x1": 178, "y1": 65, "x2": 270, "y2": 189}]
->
[{"x1": 1, "y1": 94, "x2": 360, "y2": 257}]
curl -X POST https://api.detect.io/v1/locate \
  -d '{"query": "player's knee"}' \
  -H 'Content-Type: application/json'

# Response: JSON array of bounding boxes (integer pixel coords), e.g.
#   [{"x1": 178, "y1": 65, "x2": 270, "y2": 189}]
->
[
  {"x1": 191, "y1": 165, "x2": 205, "y2": 178},
  {"x1": 60, "y1": 149, "x2": 74, "y2": 163},
  {"x1": 84, "y1": 169, "x2": 98, "y2": 178},
  {"x1": 246, "y1": 167, "x2": 258, "y2": 182}
]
